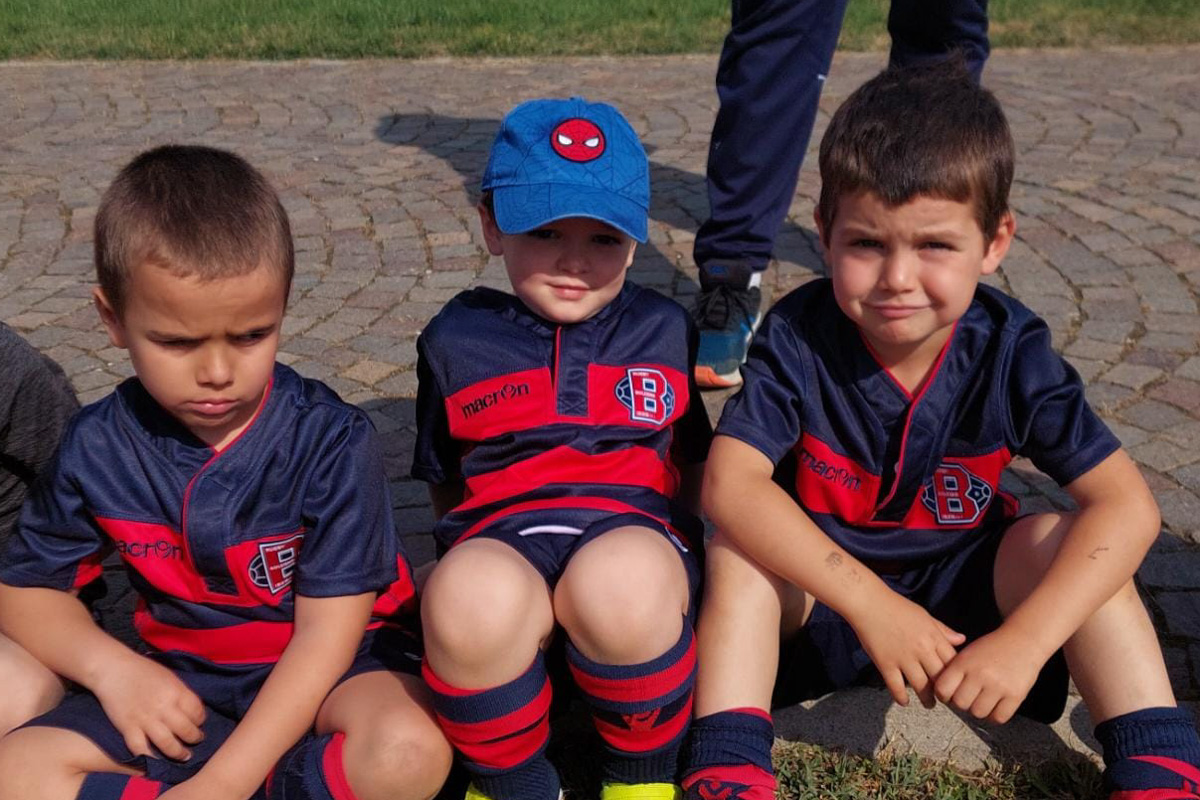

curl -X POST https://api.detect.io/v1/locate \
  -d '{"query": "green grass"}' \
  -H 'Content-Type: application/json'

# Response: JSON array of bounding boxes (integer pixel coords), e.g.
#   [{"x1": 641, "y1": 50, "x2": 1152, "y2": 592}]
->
[{"x1": 2, "y1": 0, "x2": 1200, "y2": 59}]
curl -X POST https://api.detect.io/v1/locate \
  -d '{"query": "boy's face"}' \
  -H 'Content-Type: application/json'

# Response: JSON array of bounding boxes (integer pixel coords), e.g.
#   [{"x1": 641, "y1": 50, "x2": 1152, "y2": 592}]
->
[
  {"x1": 818, "y1": 191, "x2": 1014, "y2": 369},
  {"x1": 480, "y1": 208, "x2": 636, "y2": 325},
  {"x1": 95, "y1": 262, "x2": 287, "y2": 451}
]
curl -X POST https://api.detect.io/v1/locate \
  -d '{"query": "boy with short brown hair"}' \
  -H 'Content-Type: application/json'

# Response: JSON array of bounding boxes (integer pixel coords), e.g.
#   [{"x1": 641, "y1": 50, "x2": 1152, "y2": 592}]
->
[
  {"x1": 0, "y1": 145, "x2": 450, "y2": 800},
  {"x1": 683, "y1": 64, "x2": 1200, "y2": 800}
]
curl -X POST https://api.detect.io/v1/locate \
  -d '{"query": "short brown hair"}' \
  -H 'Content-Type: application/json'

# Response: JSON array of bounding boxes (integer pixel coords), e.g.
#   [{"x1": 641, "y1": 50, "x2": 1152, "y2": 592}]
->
[
  {"x1": 95, "y1": 145, "x2": 294, "y2": 315},
  {"x1": 817, "y1": 60, "x2": 1014, "y2": 242}
]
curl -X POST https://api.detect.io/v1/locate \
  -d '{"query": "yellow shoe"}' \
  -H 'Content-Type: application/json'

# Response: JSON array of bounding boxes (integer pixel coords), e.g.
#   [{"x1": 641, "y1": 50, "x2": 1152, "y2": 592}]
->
[{"x1": 601, "y1": 783, "x2": 682, "y2": 800}]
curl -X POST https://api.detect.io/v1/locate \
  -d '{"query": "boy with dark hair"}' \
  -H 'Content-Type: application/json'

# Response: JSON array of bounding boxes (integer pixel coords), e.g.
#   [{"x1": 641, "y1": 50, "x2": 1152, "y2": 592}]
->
[
  {"x1": 682, "y1": 64, "x2": 1200, "y2": 800},
  {"x1": 0, "y1": 145, "x2": 451, "y2": 800},
  {"x1": 414, "y1": 98, "x2": 712, "y2": 800},
  {"x1": 0, "y1": 322, "x2": 80, "y2": 736}
]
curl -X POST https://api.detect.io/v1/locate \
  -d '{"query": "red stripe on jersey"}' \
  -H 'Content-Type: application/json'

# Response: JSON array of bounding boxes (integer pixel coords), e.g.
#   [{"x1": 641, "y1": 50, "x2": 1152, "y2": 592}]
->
[
  {"x1": 370, "y1": 556, "x2": 418, "y2": 620},
  {"x1": 94, "y1": 517, "x2": 216, "y2": 604},
  {"x1": 135, "y1": 605, "x2": 294, "y2": 664},
  {"x1": 459, "y1": 445, "x2": 678, "y2": 511},
  {"x1": 588, "y1": 364, "x2": 689, "y2": 428},
  {"x1": 72, "y1": 553, "x2": 105, "y2": 590},
  {"x1": 790, "y1": 434, "x2": 880, "y2": 524},
  {"x1": 118, "y1": 776, "x2": 164, "y2": 800},
  {"x1": 592, "y1": 696, "x2": 693, "y2": 753},
  {"x1": 567, "y1": 636, "x2": 696, "y2": 705},
  {"x1": 451, "y1": 497, "x2": 677, "y2": 548},
  {"x1": 446, "y1": 368, "x2": 554, "y2": 441}
]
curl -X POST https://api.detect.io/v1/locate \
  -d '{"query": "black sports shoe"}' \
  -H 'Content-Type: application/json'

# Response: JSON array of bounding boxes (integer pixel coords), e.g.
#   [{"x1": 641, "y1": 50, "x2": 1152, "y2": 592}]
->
[{"x1": 691, "y1": 265, "x2": 762, "y2": 388}]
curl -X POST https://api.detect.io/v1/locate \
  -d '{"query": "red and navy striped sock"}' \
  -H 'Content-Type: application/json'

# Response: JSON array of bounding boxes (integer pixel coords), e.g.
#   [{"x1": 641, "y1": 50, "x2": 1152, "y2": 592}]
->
[
  {"x1": 76, "y1": 774, "x2": 165, "y2": 800},
  {"x1": 423, "y1": 652, "x2": 559, "y2": 800},
  {"x1": 566, "y1": 622, "x2": 696, "y2": 785},
  {"x1": 264, "y1": 732, "x2": 359, "y2": 800},
  {"x1": 1096, "y1": 707, "x2": 1200, "y2": 797},
  {"x1": 681, "y1": 708, "x2": 776, "y2": 800}
]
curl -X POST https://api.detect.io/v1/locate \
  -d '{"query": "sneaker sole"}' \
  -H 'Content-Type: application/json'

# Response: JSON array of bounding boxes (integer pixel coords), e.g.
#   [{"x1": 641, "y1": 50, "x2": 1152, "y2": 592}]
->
[{"x1": 694, "y1": 365, "x2": 743, "y2": 389}]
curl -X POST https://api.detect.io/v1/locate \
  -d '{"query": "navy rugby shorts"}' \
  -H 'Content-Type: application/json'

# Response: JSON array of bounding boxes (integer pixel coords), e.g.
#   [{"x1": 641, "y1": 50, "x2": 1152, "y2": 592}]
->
[{"x1": 772, "y1": 520, "x2": 1069, "y2": 723}]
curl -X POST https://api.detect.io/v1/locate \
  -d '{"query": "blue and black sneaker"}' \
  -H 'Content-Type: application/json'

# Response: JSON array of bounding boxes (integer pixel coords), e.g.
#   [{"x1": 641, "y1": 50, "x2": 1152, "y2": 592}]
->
[{"x1": 691, "y1": 264, "x2": 763, "y2": 389}]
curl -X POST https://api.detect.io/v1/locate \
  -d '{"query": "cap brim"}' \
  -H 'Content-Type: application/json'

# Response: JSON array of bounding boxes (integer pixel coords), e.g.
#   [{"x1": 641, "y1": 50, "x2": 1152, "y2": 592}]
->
[{"x1": 492, "y1": 184, "x2": 648, "y2": 243}]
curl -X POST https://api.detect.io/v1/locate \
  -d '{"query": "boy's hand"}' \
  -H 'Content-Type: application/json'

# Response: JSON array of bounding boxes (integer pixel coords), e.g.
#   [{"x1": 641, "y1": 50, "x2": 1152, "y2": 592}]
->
[
  {"x1": 92, "y1": 653, "x2": 206, "y2": 761},
  {"x1": 934, "y1": 627, "x2": 1044, "y2": 724},
  {"x1": 850, "y1": 591, "x2": 965, "y2": 708}
]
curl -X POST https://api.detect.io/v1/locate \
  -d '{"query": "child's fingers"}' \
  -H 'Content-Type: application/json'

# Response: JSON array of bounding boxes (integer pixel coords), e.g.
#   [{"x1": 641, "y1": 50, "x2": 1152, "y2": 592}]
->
[
  {"x1": 120, "y1": 727, "x2": 154, "y2": 760},
  {"x1": 166, "y1": 711, "x2": 205, "y2": 746},
  {"x1": 989, "y1": 695, "x2": 1021, "y2": 725},
  {"x1": 968, "y1": 686, "x2": 1001, "y2": 720},
  {"x1": 936, "y1": 620, "x2": 966, "y2": 645},
  {"x1": 146, "y1": 723, "x2": 192, "y2": 762},
  {"x1": 881, "y1": 667, "x2": 910, "y2": 706},
  {"x1": 933, "y1": 662, "x2": 962, "y2": 704},
  {"x1": 950, "y1": 674, "x2": 982, "y2": 713},
  {"x1": 178, "y1": 690, "x2": 206, "y2": 727}
]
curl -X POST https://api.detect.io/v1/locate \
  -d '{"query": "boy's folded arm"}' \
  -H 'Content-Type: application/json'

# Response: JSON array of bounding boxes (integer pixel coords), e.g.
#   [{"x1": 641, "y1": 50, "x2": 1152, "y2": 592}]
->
[
  {"x1": 704, "y1": 435, "x2": 963, "y2": 705},
  {"x1": 992, "y1": 448, "x2": 1158, "y2": 662},
  {"x1": 174, "y1": 590, "x2": 376, "y2": 800},
  {"x1": 0, "y1": 582, "x2": 205, "y2": 759}
]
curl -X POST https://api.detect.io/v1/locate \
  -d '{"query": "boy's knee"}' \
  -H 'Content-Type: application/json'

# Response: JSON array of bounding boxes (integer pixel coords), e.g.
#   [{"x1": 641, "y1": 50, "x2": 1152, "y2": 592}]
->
[
  {"x1": 556, "y1": 527, "x2": 689, "y2": 656},
  {"x1": 347, "y1": 716, "x2": 453, "y2": 800},
  {"x1": 421, "y1": 543, "x2": 551, "y2": 658}
]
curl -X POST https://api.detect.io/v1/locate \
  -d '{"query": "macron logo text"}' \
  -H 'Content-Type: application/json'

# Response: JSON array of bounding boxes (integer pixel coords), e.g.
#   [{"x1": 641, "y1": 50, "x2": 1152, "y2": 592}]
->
[
  {"x1": 461, "y1": 383, "x2": 530, "y2": 419},
  {"x1": 798, "y1": 447, "x2": 863, "y2": 492}
]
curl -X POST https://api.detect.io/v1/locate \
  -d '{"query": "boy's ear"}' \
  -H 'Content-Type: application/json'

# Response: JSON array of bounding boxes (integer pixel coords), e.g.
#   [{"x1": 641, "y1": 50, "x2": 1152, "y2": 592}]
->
[
  {"x1": 92, "y1": 287, "x2": 127, "y2": 349},
  {"x1": 813, "y1": 208, "x2": 832, "y2": 262},
  {"x1": 981, "y1": 211, "x2": 1016, "y2": 276},
  {"x1": 478, "y1": 203, "x2": 505, "y2": 257}
]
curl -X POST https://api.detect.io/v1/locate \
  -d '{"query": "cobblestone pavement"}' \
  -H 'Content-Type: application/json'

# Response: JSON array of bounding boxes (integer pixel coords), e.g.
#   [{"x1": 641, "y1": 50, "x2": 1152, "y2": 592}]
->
[{"x1": 3, "y1": 47, "x2": 1199, "y2": 730}]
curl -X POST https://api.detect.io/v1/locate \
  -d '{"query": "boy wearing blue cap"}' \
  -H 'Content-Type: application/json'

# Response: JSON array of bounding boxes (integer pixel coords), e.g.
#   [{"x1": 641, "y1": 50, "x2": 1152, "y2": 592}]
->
[{"x1": 413, "y1": 98, "x2": 713, "y2": 800}]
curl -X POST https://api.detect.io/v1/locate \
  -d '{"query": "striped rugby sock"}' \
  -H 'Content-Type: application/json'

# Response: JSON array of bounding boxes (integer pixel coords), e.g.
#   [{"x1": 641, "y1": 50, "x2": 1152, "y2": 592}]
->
[
  {"x1": 567, "y1": 622, "x2": 696, "y2": 785},
  {"x1": 423, "y1": 651, "x2": 559, "y2": 800}
]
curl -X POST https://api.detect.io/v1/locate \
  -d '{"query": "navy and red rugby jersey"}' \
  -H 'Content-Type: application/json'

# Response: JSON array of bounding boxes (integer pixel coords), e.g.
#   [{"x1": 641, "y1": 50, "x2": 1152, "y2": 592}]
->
[
  {"x1": 718, "y1": 279, "x2": 1121, "y2": 567},
  {"x1": 412, "y1": 281, "x2": 712, "y2": 547},
  {"x1": 0, "y1": 363, "x2": 416, "y2": 670}
]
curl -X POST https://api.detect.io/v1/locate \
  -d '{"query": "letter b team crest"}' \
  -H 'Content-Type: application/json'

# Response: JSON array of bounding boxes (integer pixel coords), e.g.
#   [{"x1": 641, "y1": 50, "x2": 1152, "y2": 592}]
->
[{"x1": 616, "y1": 367, "x2": 675, "y2": 425}]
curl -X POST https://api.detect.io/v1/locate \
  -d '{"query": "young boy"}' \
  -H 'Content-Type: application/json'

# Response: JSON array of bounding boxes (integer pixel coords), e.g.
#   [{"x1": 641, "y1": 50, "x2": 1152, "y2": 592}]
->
[
  {"x1": 682, "y1": 65, "x2": 1200, "y2": 800},
  {"x1": 0, "y1": 145, "x2": 451, "y2": 800},
  {"x1": 413, "y1": 98, "x2": 712, "y2": 800},
  {"x1": 0, "y1": 322, "x2": 81, "y2": 736}
]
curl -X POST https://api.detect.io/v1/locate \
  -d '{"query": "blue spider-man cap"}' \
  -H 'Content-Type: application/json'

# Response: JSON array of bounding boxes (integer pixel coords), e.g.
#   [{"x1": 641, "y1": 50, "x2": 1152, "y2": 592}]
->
[{"x1": 481, "y1": 97, "x2": 649, "y2": 243}]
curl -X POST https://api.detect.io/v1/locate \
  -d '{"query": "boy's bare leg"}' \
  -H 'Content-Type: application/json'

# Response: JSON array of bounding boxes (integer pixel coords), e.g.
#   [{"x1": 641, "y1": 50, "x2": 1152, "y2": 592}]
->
[
  {"x1": 682, "y1": 532, "x2": 811, "y2": 800},
  {"x1": 994, "y1": 512, "x2": 1200, "y2": 796},
  {"x1": 0, "y1": 632, "x2": 66, "y2": 736},
  {"x1": 420, "y1": 538, "x2": 559, "y2": 800},
  {"x1": 553, "y1": 525, "x2": 694, "y2": 790},
  {"x1": 993, "y1": 512, "x2": 1176, "y2": 720},
  {"x1": 313, "y1": 671, "x2": 452, "y2": 800},
  {"x1": 0, "y1": 725, "x2": 139, "y2": 800},
  {"x1": 693, "y1": 532, "x2": 811, "y2": 716}
]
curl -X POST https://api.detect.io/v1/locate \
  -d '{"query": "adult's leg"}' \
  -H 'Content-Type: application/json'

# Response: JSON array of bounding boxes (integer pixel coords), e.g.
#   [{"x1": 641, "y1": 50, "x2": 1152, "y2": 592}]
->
[
  {"x1": 695, "y1": 0, "x2": 850, "y2": 278},
  {"x1": 691, "y1": 0, "x2": 849, "y2": 387},
  {"x1": 420, "y1": 539, "x2": 558, "y2": 800},
  {"x1": 887, "y1": 0, "x2": 990, "y2": 81}
]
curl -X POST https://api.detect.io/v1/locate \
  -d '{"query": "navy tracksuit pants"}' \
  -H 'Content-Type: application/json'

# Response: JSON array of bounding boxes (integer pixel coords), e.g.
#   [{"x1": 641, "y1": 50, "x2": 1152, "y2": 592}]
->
[{"x1": 693, "y1": 0, "x2": 990, "y2": 278}]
